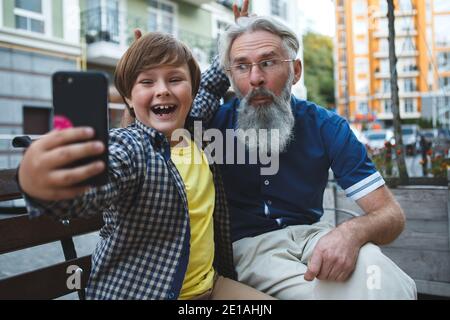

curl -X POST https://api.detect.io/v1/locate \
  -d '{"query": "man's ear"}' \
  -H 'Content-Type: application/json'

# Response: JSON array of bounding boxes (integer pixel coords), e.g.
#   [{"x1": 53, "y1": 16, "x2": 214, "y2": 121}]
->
[{"x1": 292, "y1": 59, "x2": 302, "y2": 85}]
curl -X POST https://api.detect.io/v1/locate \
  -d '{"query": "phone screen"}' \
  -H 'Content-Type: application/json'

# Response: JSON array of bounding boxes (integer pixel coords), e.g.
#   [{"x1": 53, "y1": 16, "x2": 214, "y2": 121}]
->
[{"x1": 52, "y1": 71, "x2": 109, "y2": 186}]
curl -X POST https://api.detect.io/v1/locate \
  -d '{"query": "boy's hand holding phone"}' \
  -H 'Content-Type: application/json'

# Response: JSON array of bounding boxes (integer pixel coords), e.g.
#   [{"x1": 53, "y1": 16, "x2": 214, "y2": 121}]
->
[{"x1": 18, "y1": 127, "x2": 106, "y2": 201}]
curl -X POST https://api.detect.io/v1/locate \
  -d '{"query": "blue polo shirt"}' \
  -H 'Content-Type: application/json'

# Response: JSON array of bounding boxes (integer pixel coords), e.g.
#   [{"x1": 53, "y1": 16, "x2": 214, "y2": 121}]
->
[{"x1": 208, "y1": 96, "x2": 385, "y2": 242}]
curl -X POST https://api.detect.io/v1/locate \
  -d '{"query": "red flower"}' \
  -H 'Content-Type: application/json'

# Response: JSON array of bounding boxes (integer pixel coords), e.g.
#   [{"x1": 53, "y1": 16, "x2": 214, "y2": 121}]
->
[{"x1": 396, "y1": 149, "x2": 402, "y2": 155}]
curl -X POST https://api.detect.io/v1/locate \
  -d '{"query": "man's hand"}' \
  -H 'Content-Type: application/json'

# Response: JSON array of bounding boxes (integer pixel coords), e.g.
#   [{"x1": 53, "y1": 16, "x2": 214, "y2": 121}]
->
[
  {"x1": 18, "y1": 127, "x2": 106, "y2": 201},
  {"x1": 233, "y1": 0, "x2": 250, "y2": 21},
  {"x1": 304, "y1": 227, "x2": 362, "y2": 282}
]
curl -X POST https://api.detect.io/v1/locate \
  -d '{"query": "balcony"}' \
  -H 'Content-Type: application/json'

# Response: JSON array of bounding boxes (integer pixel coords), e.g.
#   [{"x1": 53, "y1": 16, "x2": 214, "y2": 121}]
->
[
  {"x1": 185, "y1": 0, "x2": 212, "y2": 5},
  {"x1": 374, "y1": 29, "x2": 418, "y2": 38},
  {"x1": 80, "y1": 7, "x2": 217, "y2": 67}
]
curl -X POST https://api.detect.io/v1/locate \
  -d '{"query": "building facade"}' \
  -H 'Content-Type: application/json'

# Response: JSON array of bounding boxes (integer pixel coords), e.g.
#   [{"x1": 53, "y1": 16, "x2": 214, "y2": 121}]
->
[
  {"x1": 334, "y1": 0, "x2": 450, "y2": 125},
  {"x1": 0, "y1": 0, "x2": 306, "y2": 169},
  {"x1": 0, "y1": 0, "x2": 81, "y2": 169}
]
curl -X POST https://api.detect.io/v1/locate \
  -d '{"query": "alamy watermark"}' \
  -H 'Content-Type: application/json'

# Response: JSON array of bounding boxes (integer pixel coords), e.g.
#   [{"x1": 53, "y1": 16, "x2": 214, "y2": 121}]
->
[
  {"x1": 66, "y1": 265, "x2": 83, "y2": 290},
  {"x1": 366, "y1": 265, "x2": 381, "y2": 290},
  {"x1": 171, "y1": 121, "x2": 281, "y2": 175}
]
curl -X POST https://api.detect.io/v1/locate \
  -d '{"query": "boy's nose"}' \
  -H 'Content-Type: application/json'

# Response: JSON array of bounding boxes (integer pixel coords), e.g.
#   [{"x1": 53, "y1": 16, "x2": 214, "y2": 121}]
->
[{"x1": 155, "y1": 83, "x2": 171, "y2": 97}]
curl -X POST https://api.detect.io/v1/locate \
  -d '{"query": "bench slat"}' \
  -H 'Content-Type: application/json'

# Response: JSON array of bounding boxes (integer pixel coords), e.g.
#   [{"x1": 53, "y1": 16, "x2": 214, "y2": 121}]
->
[
  {"x1": 0, "y1": 214, "x2": 103, "y2": 254},
  {"x1": 0, "y1": 169, "x2": 21, "y2": 202},
  {"x1": 0, "y1": 255, "x2": 92, "y2": 300}
]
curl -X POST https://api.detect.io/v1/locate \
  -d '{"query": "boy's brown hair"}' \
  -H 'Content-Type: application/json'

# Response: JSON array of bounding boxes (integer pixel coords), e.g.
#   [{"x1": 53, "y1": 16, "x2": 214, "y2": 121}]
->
[{"x1": 114, "y1": 32, "x2": 201, "y2": 117}]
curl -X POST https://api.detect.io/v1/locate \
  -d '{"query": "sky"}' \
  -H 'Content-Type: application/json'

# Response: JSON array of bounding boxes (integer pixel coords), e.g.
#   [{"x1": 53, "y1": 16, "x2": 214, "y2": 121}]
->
[{"x1": 297, "y1": 0, "x2": 336, "y2": 37}]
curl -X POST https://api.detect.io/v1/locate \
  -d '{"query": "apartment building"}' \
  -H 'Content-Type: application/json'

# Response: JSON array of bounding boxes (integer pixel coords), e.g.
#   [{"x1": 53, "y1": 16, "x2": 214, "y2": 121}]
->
[
  {"x1": 0, "y1": 0, "x2": 81, "y2": 169},
  {"x1": 334, "y1": 0, "x2": 450, "y2": 125}
]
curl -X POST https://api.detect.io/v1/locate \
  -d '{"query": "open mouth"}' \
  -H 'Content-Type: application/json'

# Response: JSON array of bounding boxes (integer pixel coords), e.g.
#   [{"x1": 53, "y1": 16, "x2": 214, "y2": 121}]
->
[{"x1": 151, "y1": 104, "x2": 178, "y2": 117}]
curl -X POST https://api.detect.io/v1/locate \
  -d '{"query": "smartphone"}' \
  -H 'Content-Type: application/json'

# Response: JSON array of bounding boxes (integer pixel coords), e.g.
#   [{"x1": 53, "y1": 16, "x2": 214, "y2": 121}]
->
[{"x1": 52, "y1": 71, "x2": 109, "y2": 186}]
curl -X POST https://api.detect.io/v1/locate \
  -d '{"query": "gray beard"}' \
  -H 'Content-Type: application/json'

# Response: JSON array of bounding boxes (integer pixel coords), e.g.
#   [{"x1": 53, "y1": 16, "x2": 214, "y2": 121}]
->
[{"x1": 232, "y1": 76, "x2": 295, "y2": 154}]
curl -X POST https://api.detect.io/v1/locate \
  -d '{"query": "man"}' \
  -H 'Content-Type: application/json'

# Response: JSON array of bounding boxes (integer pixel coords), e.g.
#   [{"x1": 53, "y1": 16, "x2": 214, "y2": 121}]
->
[{"x1": 192, "y1": 15, "x2": 416, "y2": 299}]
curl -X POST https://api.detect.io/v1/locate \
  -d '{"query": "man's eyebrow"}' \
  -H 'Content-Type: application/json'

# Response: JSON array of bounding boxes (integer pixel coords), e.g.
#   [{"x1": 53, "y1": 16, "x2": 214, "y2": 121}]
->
[
  {"x1": 259, "y1": 51, "x2": 278, "y2": 59},
  {"x1": 232, "y1": 51, "x2": 279, "y2": 64}
]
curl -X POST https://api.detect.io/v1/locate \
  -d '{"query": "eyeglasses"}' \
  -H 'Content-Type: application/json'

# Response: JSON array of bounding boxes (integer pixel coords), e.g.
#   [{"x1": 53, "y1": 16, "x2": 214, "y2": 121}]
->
[{"x1": 227, "y1": 59, "x2": 294, "y2": 78}]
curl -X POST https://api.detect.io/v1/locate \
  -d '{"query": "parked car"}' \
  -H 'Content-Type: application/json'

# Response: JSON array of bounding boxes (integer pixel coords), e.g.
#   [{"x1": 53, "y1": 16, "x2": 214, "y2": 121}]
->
[
  {"x1": 364, "y1": 129, "x2": 394, "y2": 152},
  {"x1": 401, "y1": 125, "x2": 420, "y2": 155},
  {"x1": 420, "y1": 128, "x2": 450, "y2": 155}
]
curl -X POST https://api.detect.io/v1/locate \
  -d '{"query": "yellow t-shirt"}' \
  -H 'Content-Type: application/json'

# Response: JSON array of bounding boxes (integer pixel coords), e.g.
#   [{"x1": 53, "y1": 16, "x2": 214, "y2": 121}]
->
[{"x1": 171, "y1": 139, "x2": 216, "y2": 300}]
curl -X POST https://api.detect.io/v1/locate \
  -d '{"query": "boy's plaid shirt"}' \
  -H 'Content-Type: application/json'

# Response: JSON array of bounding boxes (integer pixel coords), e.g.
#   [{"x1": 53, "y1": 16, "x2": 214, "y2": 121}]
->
[{"x1": 23, "y1": 58, "x2": 234, "y2": 300}]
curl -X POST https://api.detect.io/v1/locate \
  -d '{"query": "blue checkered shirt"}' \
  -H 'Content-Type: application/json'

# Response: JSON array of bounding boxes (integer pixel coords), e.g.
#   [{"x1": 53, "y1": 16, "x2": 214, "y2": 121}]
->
[{"x1": 23, "y1": 58, "x2": 233, "y2": 300}]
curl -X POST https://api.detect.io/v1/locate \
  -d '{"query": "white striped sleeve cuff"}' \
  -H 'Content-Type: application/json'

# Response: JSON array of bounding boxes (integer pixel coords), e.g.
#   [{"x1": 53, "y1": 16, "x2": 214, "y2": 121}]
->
[{"x1": 344, "y1": 172, "x2": 386, "y2": 201}]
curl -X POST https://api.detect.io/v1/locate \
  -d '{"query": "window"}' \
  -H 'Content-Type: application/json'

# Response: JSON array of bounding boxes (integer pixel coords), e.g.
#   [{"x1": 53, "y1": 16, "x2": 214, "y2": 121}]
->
[
  {"x1": 379, "y1": 38, "x2": 389, "y2": 52},
  {"x1": 440, "y1": 77, "x2": 450, "y2": 90},
  {"x1": 356, "y1": 79, "x2": 369, "y2": 94},
  {"x1": 400, "y1": 37, "x2": 416, "y2": 52},
  {"x1": 403, "y1": 78, "x2": 417, "y2": 92},
  {"x1": 377, "y1": 18, "x2": 388, "y2": 34},
  {"x1": 434, "y1": 15, "x2": 450, "y2": 48},
  {"x1": 380, "y1": 59, "x2": 390, "y2": 73},
  {"x1": 379, "y1": 1, "x2": 387, "y2": 15},
  {"x1": 354, "y1": 20, "x2": 368, "y2": 35},
  {"x1": 398, "y1": 0, "x2": 413, "y2": 12},
  {"x1": 404, "y1": 98, "x2": 416, "y2": 113},
  {"x1": 358, "y1": 101, "x2": 369, "y2": 114},
  {"x1": 355, "y1": 39, "x2": 368, "y2": 54},
  {"x1": 434, "y1": 0, "x2": 450, "y2": 12},
  {"x1": 86, "y1": 0, "x2": 120, "y2": 43},
  {"x1": 355, "y1": 58, "x2": 369, "y2": 74},
  {"x1": 271, "y1": 0, "x2": 287, "y2": 20},
  {"x1": 14, "y1": 0, "x2": 45, "y2": 34},
  {"x1": 400, "y1": 58, "x2": 417, "y2": 72},
  {"x1": 382, "y1": 100, "x2": 392, "y2": 114},
  {"x1": 148, "y1": 0, "x2": 176, "y2": 35},
  {"x1": 382, "y1": 79, "x2": 391, "y2": 93},
  {"x1": 396, "y1": 17, "x2": 414, "y2": 33},
  {"x1": 353, "y1": 0, "x2": 367, "y2": 16},
  {"x1": 437, "y1": 52, "x2": 450, "y2": 72}
]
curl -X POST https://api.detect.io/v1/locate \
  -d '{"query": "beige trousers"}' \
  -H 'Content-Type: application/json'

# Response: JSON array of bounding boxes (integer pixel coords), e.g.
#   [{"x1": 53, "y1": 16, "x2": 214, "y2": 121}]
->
[{"x1": 232, "y1": 221, "x2": 417, "y2": 300}]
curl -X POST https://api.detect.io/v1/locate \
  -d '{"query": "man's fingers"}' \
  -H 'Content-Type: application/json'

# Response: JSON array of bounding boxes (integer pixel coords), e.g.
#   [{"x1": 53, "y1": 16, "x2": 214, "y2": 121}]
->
[
  {"x1": 242, "y1": 0, "x2": 249, "y2": 14},
  {"x1": 316, "y1": 258, "x2": 334, "y2": 280},
  {"x1": 233, "y1": 0, "x2": 250, "y2": 21},
  {"x1": 38, "y1": 127, "x2": 95, "y2": 151},
  {"x1": 304, "y1": 252, "x2": 322, "y2": 281},
  {"x1": 48, "y1": 161, "x2": 106, "y2": 188},
  {"x1": 232, "y1": 3, "x2": 241, "y2": 21},
  {"x1": 335, "y1": 271, "x2": 350, "y2": 282},
  {"x1": 42, "y1": 141, "x2": 105, "y2": 169},
  {"x1": 134, "y1": 29, "x2": 142, "y2": 41}
]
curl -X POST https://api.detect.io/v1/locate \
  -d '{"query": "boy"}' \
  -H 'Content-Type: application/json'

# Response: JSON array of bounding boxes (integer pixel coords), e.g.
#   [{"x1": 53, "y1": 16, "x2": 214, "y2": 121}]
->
[{"x1": 18, "y1": 32, "x2": 273, "y2": 300}]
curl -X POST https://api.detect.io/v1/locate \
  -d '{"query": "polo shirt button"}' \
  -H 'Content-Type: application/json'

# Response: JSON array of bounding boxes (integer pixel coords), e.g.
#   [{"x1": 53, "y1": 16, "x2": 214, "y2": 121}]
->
[
  {"x1": 168, "y1": 292, "x2": 175, "y2": 299},
  {"x1": 264, "y1": 180, "x2": 270, "y2": 186}
]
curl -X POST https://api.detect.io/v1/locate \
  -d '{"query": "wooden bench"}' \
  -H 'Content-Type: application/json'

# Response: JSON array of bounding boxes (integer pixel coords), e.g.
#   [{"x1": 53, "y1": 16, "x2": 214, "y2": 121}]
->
[
  {"x1": 0, "y1": 168, "x2": 103, "y2": 300},
  {"x1": 326, "y1": 175, "x2": 450, "y2": 298}
]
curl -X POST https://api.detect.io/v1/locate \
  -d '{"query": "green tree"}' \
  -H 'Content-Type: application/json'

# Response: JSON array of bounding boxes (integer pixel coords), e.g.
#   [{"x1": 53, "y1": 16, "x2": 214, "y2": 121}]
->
[{"x1": 303, "y1": 32, "x2": 335, "y2": 109}]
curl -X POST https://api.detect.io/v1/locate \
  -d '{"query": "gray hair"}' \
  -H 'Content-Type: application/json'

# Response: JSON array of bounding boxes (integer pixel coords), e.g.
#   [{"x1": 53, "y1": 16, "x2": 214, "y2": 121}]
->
[{"x1": 218, "y1": 16, "x2": 300, "y2": 71}]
